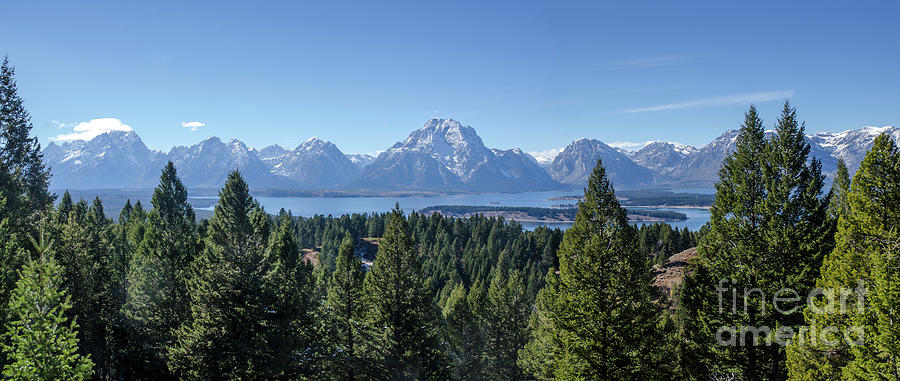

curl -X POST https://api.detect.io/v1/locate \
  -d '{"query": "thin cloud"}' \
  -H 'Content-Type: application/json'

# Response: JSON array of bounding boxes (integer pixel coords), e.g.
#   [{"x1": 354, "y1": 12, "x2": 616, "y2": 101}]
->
[
  {"x1": 602, "y1": 55, "x2": 688, "y2": 70},
  {"x1": 621, "y1": 90, "x2": 795, "y2": 113},
  {"x1": 181, "y1": 121, "x2": 206, "y2": 131},
  {"x1": 607, "y1": 141, "x2": 651, "y2": 150},
  {"x1": 52, "y1": 118, "x2": 133, "y2": 141},
  {"x1": 528, "y1": 147, "x2": 564, "y2": 164}
]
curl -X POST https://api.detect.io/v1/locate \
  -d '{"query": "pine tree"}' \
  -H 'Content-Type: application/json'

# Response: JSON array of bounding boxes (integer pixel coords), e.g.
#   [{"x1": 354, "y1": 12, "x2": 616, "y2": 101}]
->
[
  {"x1": 678, "y1": 103, "x2": 834, "y2": 380},
  {"x1": 443, "y1": 283, "x2": 485, "y2": 380},
  {"x1": 0, "y1": 58, "x2": 53, "y2": 365},
  {"x1": 828, "y1": 158, "x2": 851, "y2": 219},
  {"x1": 519, "y1": 158, "x2": 671, "y2": 380},
  {"x1": 261, "y1": 214, "x2": 317, "y2": 378},
  {"x1": 0, "y1": 192, "x2": 26, "y2": 338},
  {"x1": 0, "y1": 57, "x2": 52, "y2": 234},
  {"x1": 3, "y1": 232, "x2": 93, "y2": 380},
  {"x1": 787, "y1": 134, "x2": 900, "y2": 379},
  {"x1": 762, "y1": 101, "x2": 833, "y2": 307},
  {"x1": 483, "y1": 269, "x2": 531, "y2": 380},
  {"x1": 52, "y1": 197, "x2": 110, "y2": 373},
  {"x1": 327, "y1": 234, "x2": 366, "y2": 380},
  {"x1": 361, "y1": 206, "x2": 449, "y2": 380},
  {"x1": 56, "y1": 191, "x2": 73, "y2": 226},
  {"x1": 124, "y1": 162, "x2": 197, "y2": 378},
  {"x1": 168, "y1": 171, "x2": 272, "y2": 380}
]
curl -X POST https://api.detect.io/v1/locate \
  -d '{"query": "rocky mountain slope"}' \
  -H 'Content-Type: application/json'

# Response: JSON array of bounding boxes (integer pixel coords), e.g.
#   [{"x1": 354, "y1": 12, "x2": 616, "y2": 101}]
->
[
  {"x1": 353, "y1": 119, "x2": 561, "y2": 192},
  {"x1": 549, "y1": 138, "x2": 657, "y2": 188},
  {"x1": 43, "y1": 122, "x2": 898, "y2": 192}
]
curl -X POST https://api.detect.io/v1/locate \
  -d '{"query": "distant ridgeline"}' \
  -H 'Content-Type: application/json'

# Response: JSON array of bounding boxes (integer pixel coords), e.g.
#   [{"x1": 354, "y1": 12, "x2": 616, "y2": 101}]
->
[
  {"x1": 552, "y1": 190, "x2": 715, "y2": 207},
  {"x1": 616, "y1": 190, "x2": 714, "y2": 207},
  {"x1": 419, "y1": 205, "x2": 688, "y2": 222}
]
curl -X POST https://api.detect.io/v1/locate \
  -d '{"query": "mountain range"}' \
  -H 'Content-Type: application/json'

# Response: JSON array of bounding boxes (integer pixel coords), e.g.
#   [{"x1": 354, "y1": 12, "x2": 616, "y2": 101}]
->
[{"x1": 43, "y1": 119, "x2": 899, "y2": 192}]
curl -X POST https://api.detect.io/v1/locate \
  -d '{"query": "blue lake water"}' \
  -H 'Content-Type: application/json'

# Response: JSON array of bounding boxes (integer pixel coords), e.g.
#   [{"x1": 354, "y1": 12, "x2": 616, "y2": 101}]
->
[
  {"x1": 193, "y1": 190, "x2": 712, "y2": 231},
  {"x1": 61, "y1": 189, "x2": 712, "y2": 231}
]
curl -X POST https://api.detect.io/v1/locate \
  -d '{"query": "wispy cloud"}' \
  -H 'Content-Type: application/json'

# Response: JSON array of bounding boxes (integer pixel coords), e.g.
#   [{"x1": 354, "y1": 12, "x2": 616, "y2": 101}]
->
[
  {"x1": 50, "y1": 120, "x2": 69, "y2": 129},
  {"x1": 52, "y1": 118, "x2": 133, "y2": 141},
  {"x1": 602, "y1": 55, "x2": 688, "y2": 70},
  {"x1": 621, "y1": 90, "x2": 795, "y2": 113},
  {"x1": 528, "y1": 147, "x2": 565, "y2": 165},
  {"x1": 607, "y1": 141, "x2": 651, "y2": 150},
  {"x1": 181, "y1": 121, "x2": 206, "y2": 131}
]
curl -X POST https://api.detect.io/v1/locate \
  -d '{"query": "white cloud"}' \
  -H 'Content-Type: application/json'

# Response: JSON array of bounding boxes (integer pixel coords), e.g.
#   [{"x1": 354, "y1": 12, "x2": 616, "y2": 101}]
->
[
  {"x1": 181, "y1": 121, "x2": 206, "y2": 131},
  {"x1": 50, "y1": 120, "x2": 69, "y2": 128},
  {"x1": 528, "y1": 147, "x2": 565, "y2": 165},
  {"x1": 51, "y1": 118, "x2": 133, "y2": 141},
  {"x1": 621, "y1": 90, "x2": 795, "y2": 113},
  {"x1": 607, "y1": 141, "x2": 651, "y2": 150}
]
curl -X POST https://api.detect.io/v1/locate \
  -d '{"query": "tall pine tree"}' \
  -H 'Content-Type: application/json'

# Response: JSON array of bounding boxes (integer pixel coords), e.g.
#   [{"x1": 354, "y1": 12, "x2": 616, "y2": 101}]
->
[
  {"x1": 260, "y1": 214, "x2": 318, "y2": 378},
  {"x1": 483, "y1": 268, "x2": 530, "y2": 380},
  {"x1": 326, "y1": 233, "x2": 367, "y2": 380},
  {"x1": 362, "y1": 206, "x2": 449, "y2": 380},
  {"x1": 787, "y1": 134, "x2": 900, "y2": 379},
  {"x1": 168, "y1": 171, "x2": 272, "y2": 379},
  {"x1": 3, "y1": 232, "x2": 93, "y2": 380},
  {"x1": 828, "y1": 158, "x2": 852, "y2": 219},
  {"x1": 678, "y1": 103, "x2": 833, "y2": 380},
  {"x1": 124, "y1": 162, "x2": 197, "y2": 379},
  {"x1": 0, "y1": 57, "x2": 52, "y2": 234},
  {"x1": 442, "y1": 283, "x2": 485, "y2": 380},
  {"x1": 519, "y1": 158, "x2": 672, "y2": 380}
]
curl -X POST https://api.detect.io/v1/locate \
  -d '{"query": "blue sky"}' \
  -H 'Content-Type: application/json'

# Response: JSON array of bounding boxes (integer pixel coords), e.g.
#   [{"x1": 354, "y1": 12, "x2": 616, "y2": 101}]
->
[{"x1": 2, "y1": 1, "x2": 898, "y2": 157}]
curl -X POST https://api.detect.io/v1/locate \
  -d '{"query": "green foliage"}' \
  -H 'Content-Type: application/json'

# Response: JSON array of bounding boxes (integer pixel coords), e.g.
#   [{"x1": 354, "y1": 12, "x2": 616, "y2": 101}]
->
[
  {"x1": 787, "y1": 134, "x2": 900, "y2": 380},
  {"x1": 616, "y1": 190, "x2": 716, "y2": 207},
  {"x1": 483, "y1": 268, "x2": 531, "y2": 380},
  {"x1": 419, "y1": 204, "x2": 688, "y2": 221},
  {"x1": 828, "y1": 158, "x2": 852, "y2": 219},
  {"x1": 261, "y1": 214, "x2": 317, "y2": 378},
  {"x1": 442, "y1": 283, "x2": 485, "y2": 380},
  {"x1": 0, "y1": 194, "x2": 26, "y2": 341},
  {"x1": 520, "y1": 159, "x2": 673, "y2": 380},
  {"x1": 362, "y1": 206, "x2": 449, "y2": 380},
  {"x1": 326, "y1": 234, "x2": 366, "y2": 379},
  {"x1": 3, "y1": 233, "x2": 93, "y2": 380},
  {"x1": 678, "y1": 103, "x2": 834, "y2": 380},
  {"x1": 124, "y1": 162, "x2": 197, "y2": 378},
  {"x1": 636, "y1": 222, "x2": 698, "y2": 264},
  {"x1": 0, "y1": 57, "x2": 52, "y2": 236},
  {"x1": 168, "y1": 171, "x2": 273, "y2": 379}
]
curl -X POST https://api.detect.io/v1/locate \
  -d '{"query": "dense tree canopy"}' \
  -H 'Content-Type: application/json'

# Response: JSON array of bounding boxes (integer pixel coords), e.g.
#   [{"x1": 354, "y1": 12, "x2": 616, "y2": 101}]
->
[{"x1": 3, "y1": 57, "x2": 899, "y2": 380}]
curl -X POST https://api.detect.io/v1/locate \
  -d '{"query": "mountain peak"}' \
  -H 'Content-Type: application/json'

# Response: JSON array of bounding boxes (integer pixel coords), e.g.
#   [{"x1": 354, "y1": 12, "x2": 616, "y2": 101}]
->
[
  {"x1": 297, "y1": 136, "x2": 332, "y2": 150},
  {"x1": 200, "y1": 136, "x2": 223, "y2": 146},
  {"x1": 423, "y1": 118, "x2": 462, "y2": 130}
]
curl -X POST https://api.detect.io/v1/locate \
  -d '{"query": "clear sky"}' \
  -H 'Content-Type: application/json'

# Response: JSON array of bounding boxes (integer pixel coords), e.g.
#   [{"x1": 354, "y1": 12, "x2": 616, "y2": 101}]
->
[{"x1": 2, "y1": 1, "x2": 898, "y2": 156}]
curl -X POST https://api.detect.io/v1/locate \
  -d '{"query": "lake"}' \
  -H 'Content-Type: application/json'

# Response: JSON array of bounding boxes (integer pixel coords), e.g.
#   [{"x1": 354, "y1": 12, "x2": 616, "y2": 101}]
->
[{"x1": 61, "y1": 189, "x2": 713, "y2": 231}]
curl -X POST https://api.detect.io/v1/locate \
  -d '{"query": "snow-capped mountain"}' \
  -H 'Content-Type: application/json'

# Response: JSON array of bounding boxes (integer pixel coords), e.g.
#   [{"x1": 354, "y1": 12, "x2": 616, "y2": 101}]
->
[
  {"x1": 258, "y1": 144, "x2": 291, "y2": 160},
  {"x1": 43, "y1": 122, "x2": 898, "y2": 193},
  {"x1": 549, "y1": 138, "x2": 656, "y2": 188},
  {"x1": 808, "y1": 126, "x2": 900, "y2": 175},
  {"x1": 353, "y1": 118, "x2": 561, "y2": 191},
  {"x1": 345, "y1": 153, "x2": 376, "y2": 170},
  {"x1": 44, "y1": 131, "x2": 167, "y2": 189},
  {"x1": 262, "y1": 137, "x2": 360, "y2": 188},
  {"x1": 631, "y1": 142, "x2": 696, "y2": 175},
  {"x1": 528, "y1": 147, "x2": 564, "y2": 169},
  {"x1": 661, "y1": 129, "x2": 741, "y2": 186},
  {"x1": 167, "y1": 137, "x2": 294, "y2": 189}
]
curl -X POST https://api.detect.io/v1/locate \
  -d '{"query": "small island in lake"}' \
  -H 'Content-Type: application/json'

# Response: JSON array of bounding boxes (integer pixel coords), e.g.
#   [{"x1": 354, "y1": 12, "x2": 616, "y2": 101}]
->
[{"x1": 419, "y1": 205, "x2": 687, "y2": 223}]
